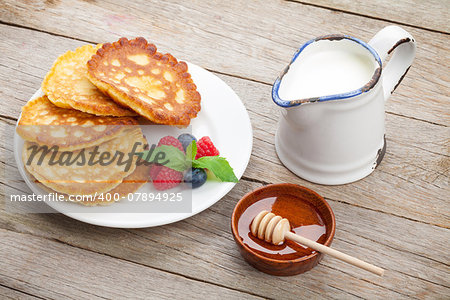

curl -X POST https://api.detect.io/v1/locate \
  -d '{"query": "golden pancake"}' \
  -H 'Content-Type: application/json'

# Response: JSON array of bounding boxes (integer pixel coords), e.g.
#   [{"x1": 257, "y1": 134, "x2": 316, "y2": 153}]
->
[
  {"x1": 42, "y1": 44, "x2": 136, "y2": 117},
  {"x1": 75, "y1": 163, "x2": 151, "y2": 206},
  {"x1": 30, "y1": 163, "x2": 151, "y2": 206},
  {"x1": 86, "y1": 37, "x2": 201, "y2": 126},
  {"x1": 17, "y1": 96, "x2": 138, "y2": 151},
  {"x1": 22, "y1": 127, "x2": 147, "y2": 196}
]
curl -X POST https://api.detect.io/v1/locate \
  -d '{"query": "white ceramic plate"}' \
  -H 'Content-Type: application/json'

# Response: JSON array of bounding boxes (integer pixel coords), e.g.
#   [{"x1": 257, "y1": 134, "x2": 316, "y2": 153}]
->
[{"x1": 14, "y1": 62, "x2": 253, "y2": 228}]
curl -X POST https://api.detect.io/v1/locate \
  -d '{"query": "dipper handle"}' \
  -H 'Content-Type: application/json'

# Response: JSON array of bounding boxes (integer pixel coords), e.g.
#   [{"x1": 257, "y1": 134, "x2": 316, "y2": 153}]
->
[
  {"x1": 284, "y1": 231, "x2": 384, "y2": 276},
  {"x1": 251, "y1": 210, "x2": 384, "y2": 276}
]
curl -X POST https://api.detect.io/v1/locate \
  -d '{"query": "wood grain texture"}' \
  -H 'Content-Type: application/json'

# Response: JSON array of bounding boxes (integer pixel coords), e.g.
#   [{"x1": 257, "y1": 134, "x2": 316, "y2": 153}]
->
[
  {"x1": 0, "y1": 0, "x2": 449, "y2": 298},
  {"x1": 1, "y1": 180, "x2": 449, "y2": 299},
  {"x1": 0, "y1": 284, "x2": 38, "y2": 300},
  {"x1": 228, "y1": 77, "x2": 450, "y2": 227},
  {"x1": 1, "y1": 24, "x2": 448, "y2": 227},
  {"x1": 0, "y1": 0, "x2": 449, "y2": 126},
  {"x1": 291, "y1": 0, "x2": 450, "y2": 33},
  {"x1": 1, "y1": 114, "x2": 450, "y2": 298},
  {"x1": 0, "y1": 229, "x2": 262, "y2": 300}
]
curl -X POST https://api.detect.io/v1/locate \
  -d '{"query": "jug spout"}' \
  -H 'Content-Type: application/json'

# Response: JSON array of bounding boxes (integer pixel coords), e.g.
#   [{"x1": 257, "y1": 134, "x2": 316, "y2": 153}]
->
[
  {"x1": 272, "y1": 34, "x2": 382, "y2": 108},
  {"x1": 272, "y1": 73, "x2": 321, "y2": 108}
]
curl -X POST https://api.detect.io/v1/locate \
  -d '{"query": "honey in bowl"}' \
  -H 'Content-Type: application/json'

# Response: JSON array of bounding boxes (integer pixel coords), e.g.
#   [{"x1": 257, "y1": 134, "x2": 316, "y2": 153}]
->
[
  {"x1": 231, "y1": 183, "x2": 335, "y2": 275},
  {"x1": 238, "y1": 194, "x2": 327, "y2": 260}
]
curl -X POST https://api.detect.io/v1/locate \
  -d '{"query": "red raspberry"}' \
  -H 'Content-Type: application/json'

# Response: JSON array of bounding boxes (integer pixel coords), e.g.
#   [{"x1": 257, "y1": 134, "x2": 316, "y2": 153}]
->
[
  {"x1": 150, "y1": 136, "x2": 184, "y2": 190},
  {"x1": 149, "y1": 164, "x2": 162, "y2": 181},
  {"x1": 195, "y1": 136, "x2": 219, "y2": 159},
  {"x1": 158, "y1": 136, "x2": 184, "y2": 153},
  {"x1": 152, "y1": 166, "x2": 183, "y2": 190}
]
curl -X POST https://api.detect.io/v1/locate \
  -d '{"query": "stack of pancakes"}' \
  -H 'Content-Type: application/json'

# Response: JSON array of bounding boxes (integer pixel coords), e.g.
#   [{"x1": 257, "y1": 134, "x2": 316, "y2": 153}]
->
[{"x1": 17, "y1": 37, "x2": 201, "y2": 205}]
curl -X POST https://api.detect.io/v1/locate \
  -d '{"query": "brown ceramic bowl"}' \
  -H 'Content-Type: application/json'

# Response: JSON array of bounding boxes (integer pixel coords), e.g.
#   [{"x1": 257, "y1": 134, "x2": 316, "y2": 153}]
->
[{"x1": 231, "y1": 183, "x2": 336, "y2": 276}]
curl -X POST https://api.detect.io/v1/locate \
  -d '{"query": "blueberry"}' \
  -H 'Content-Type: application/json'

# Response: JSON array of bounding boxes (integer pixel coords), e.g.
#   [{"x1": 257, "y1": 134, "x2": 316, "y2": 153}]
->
[
  {"x1": 184, "y1": 168, "x2": 207, "y2": 188},
  {"x1": 177, "y1": 133, "x2": 197, "y2": 151}
]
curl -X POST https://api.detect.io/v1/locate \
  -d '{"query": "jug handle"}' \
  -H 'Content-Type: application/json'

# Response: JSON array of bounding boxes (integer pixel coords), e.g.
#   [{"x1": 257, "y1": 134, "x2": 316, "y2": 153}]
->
[{"x1": 368, "y1": 25, "x2": 416, "y2": 100}]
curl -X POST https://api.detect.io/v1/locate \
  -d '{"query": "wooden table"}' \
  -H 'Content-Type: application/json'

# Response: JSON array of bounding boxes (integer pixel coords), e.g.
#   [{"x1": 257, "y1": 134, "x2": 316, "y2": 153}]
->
[{"x1": 1, "y1": 1, "x2": 449, "y2": 299}]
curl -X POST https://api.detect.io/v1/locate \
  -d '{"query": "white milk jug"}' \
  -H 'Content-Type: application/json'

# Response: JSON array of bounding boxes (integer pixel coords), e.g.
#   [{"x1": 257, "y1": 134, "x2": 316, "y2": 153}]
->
[{"x1": 272, "y1": 26, "x2": 416, "y2": 185}]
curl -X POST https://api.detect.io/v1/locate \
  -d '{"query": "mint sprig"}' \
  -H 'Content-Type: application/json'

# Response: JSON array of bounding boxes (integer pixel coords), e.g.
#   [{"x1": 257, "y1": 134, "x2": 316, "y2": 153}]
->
[
  {"x1": 186, "y1": 141, "x2": 197, "y2": 161},
  {"x1": 193, "y1": 156, "x2": 238, "y2": 183},
  {"x1": 139, "y1": 140, "x2": 238, "y2": 183},
  {"x1": 139, "y1": 145, "x2": 188, "y2": 172}
]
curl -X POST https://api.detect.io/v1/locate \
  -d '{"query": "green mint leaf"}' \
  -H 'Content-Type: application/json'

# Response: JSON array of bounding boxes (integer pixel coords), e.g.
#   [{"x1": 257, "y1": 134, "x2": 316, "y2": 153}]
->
[
  {"x1": 192, "y1": 156, "x2": 238, "y2": 183},
  {"x1": 158, "y1": 145, "x2": 188, "y2": 171},
  {"x1": 138, "y1": 150, "x2": 157, "y2": 163},
  {"x1": 185, "y1": 141, "x2": 197, "y2": 162},
  {"x1": 139, "y1": 145, "x2": 188, "y2": 172}
]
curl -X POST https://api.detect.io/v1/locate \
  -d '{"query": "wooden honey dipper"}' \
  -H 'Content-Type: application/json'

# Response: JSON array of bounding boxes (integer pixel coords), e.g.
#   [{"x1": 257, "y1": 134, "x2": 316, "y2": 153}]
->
[{"x1": 251, "y1": 210, "x2": 384, "y2": 276}]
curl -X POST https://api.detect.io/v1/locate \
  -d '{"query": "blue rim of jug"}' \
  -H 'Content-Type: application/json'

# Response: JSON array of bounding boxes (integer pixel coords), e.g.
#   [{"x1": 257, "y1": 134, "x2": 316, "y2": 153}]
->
[{"x1": 272, "y1": 34, "x2": 383, "y2": 108}]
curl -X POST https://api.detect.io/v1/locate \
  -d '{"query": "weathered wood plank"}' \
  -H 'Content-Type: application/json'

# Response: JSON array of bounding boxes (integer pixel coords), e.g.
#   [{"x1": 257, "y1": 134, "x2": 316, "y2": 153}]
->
[
  {"x1": 2, "y1": 122, "x2": 449, "y2": 298},
  {"x1": 290, "y1": 0, "x2": 450, "y2": 33},
  {"x1": 0, "y1": 284, "x2": 39, "y2": 300},
  {"x1": 0, "y1": 0, "x2": 449, "y2": 126},
  {"x1": 2, "y1": 115, "x2": 449, "y2": 297},
  {"x1": 1, "y1": 180, "x2": 449, "y2": 299},
  {"x1": 228, "y1": 79, "x2": 450, "y2": 227},
  {"x1": 0, "y1": 2, "x2": 449, "y2": 298},
  {"x1": 0, "y1": 24, "x2": 448, "y2": 227},
  {"x1": 0, "y1": 229, "x2": 263, "y2": 300},
  {"x1": 2, "y1": 112, "x2": 450, "y2": 298}
]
